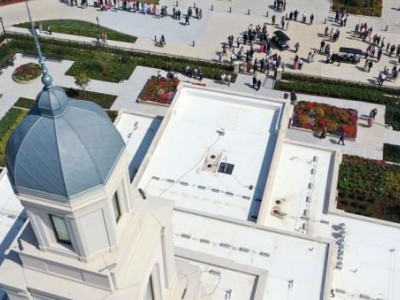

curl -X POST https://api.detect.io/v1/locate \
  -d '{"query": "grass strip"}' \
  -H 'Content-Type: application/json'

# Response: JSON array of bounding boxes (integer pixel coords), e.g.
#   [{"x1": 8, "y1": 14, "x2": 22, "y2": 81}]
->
[{"x1": 15, "y1": 19, "x2": 136, "y2": 43}]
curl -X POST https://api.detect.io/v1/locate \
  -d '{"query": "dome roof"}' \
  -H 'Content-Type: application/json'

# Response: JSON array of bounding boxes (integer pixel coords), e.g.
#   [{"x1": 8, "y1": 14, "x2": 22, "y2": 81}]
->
[{"x1": 6, "y1": 84, "x2": 125, "y2": 200}]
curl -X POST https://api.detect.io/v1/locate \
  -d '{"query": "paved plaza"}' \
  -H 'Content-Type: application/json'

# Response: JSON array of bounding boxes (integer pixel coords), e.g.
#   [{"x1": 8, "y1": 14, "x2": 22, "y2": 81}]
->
[{"x1": 0, "y1": 0, "x2": 399, "y2": 156}]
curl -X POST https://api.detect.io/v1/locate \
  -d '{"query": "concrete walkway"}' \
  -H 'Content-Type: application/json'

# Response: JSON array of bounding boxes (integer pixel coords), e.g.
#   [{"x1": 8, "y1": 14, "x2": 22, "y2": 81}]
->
[
  {"x1": 0, "y1": 0, "x2": 399, "y2": 158},
  {"x1": 2, "y1": 0, "x2": 400, "y2": 88}
]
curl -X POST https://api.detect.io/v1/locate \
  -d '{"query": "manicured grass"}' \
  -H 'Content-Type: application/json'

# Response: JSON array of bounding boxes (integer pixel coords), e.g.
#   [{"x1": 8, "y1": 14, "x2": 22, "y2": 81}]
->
[
  {"x1": 63, "y1": 87, "x2": 117, "y2": 109},
  {"x1": 6, "y1": 33, "x2": 236, "y2": 83},
  {"x1": 14, "y1": 97, "x2": 35, "y2": 109},
  {"x1": 275, "y1": 73, "x2": 400, "y2": 130},
  {"x1": 337, "y1": 155, "x2": 400, "y2": 222},
  {"x1": 0, "y1": 108, "x2": 28, "y2": 166},
  {"x1": 332, "y1": 0, "x2": 382, "y2": 17},
  {"x1": 383, "y1": 144, "x2": 400, "y2": 164},
  {"x1": 15, "y1": 20, "x2": 137, "y2": 43}
]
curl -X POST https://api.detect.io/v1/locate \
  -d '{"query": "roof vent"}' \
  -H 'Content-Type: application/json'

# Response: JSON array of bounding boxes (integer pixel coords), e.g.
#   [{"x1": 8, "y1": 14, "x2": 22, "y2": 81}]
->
[
  {"x1": 218, "y1": 162, "x2": 235, "y2": 175},
  {"x1": 202, "y1": 151, "x2": 222, "y2": 172}
]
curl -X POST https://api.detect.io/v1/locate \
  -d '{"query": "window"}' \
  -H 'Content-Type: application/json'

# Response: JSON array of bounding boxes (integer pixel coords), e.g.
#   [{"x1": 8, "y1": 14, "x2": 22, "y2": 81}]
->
[
  {"x1": 112, "y1": 192, "x2": 121, "y2": 222},
  {"x1": 49, "y1": 215, "x2": 71, "y2": 245},
  {"x1": 145, "y1": 277, "x2": 155, "y2": 300}
]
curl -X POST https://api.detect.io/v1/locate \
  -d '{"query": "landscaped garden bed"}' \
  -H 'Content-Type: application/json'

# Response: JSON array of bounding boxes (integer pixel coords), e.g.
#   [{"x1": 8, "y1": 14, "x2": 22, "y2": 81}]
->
[
  {"x1": 12, "y1": 63, "x2": 41, "y2": 83},
  {"x1": 0, "y1": 108, "x2": 28, "y2": 166},
  {"x1": 4, "y1": 33, "x2": 235, "y2": 83},
  {"x1": 275, "y1": 73, "x2": 400, "y2": 130},
  {"x1": 337, "y1": 155, "x2": 400, "y2": 223},
  {"x1": 332, "y1": 0, "x2": 382, "y2": 17},
  {"x1": 292, "y1": 101, "x2": 358, "y2": 138},
  {"x1": 383, "y1": 144, "x2": 400, "y2": 164},
  {"x1": 138, "y1": 76, "x2": 180, "y2": 106}
]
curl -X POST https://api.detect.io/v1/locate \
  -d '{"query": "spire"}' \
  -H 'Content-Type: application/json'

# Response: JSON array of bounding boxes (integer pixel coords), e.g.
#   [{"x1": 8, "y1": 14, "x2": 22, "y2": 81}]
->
[{"x1": 25, "y1": 0, "x2": 53, "y2": 91}]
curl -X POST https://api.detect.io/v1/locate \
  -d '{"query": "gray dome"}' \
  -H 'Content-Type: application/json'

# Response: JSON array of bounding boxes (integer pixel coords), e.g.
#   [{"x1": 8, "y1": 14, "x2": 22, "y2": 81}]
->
[{"x1": 6, "y1": 87, "x2": 125, "y2": 200}]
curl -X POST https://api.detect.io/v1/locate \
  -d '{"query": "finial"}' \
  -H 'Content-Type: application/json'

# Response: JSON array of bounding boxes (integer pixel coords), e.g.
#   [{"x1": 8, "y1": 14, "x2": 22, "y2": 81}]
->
[{"x1": 25, "y1": 0, "x2": 53, "y2": 90}]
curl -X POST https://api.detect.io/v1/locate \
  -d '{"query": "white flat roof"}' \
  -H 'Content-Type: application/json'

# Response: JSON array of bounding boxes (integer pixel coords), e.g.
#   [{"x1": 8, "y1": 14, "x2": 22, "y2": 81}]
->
[
  {"x1": 114, "y1": 111, "x2": 162, "y2": 180},
  {"x1": 259, "y1": 140, "x2": 400, "y2": 300},
  {"x1": 137, "y1": 87, "x2": 286, "y2": 221},
  {"x1": 173, "y1": 210, "x2": 329, "y2": 300},
  {"x1": 261, "y1": 141, "x2": 335, "y2": 234},
  {"x1": 0, "y1": 170, "x2": 24, "y2": 262},
  {"x1": 177, "y1": 258, "x2": 257, "y2": 300}
]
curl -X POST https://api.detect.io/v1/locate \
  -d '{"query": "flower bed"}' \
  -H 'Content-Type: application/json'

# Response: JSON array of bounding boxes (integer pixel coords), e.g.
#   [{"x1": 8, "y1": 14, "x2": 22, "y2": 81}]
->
[
  {"x1": 337, "y1": 155, "x2": 400, "y2": 223},
  {"x1": 138, "y1": 76, "x2": 180, "y2": 106},
  {"x1": 12, "y1": 63, "x2": 41, "y2": 83},
  {"x1": 292, "y1": 101, "x2": 358, "y2": 138}
]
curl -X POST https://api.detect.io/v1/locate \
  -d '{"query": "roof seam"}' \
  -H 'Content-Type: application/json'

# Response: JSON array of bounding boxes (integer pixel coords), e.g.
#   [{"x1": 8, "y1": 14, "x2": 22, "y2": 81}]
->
[
  {"x1": 11, "y1": 115, "x2": 42, "y2": 187},
  {"x1": 62, "y1": 110, "x2": 106, "y2": 185},
  {"x1": 52, "y1": 119, "x2": 69, "y2": 197}
]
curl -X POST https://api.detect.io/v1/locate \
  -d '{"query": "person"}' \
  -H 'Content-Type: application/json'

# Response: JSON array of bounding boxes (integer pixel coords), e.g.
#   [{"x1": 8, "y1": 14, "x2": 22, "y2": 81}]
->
[
  {"x1": 378, "y1": 72, "x2": 386, "y2": 85},
  {"x1": 367, "y1": 60, "x2": 373, "y2": 72},
  {"x1": 221, "y1": 73, "x2": 226, "y2": 85},
  {"x1": 290, "y1": 90, "x2": 297, "y2": 104},
  {"x1": 307, "y1": 51, "x2": 312, "y2": 63},
  {"x1": 320, "y1": 126, "x2": 327, "y2": 139},
  {"x1": 226, "y1": 74, "x2": 231, "y2": 86},
  {"x1": 309, "y1": 13, "x2": 314, "y2": 25},
  {"x1": 294, "y1": 42, "x2": 300, "y2": 53},
  {"x1": 47, "y1": 25, "x2": 52, "y2": 35},
  {"x1": 257, "y1": 79, "x2": 262, "y2": 90},
  {"x1": 338, "y1": 127, "x2": 345, "y2": 145},
  {"x1": 320, "y1": 40, "x2": 326, "y2": 53},
  {"x1": 370, "y1": 108, "x2": 378, "y2": 119},
  {"x1": 161, "y1": 35, "x2": 166, "y2": 45},
  {"x1": 252, "y1": 75, "x2": 257, "y2": 88}
]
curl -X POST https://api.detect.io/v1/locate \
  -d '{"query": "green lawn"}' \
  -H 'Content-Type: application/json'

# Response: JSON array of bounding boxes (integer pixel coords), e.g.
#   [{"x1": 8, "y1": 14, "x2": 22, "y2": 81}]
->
[
  {"x1": 6, "y1": 34, "x2": 235, "y2": 83},
  {"x1": 15, "y1": 20, "x2": 136, "y2": 43}
]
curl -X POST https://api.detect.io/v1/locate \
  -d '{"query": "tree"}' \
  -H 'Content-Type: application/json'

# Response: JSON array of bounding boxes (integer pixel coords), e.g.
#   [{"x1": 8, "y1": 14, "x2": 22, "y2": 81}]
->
[{"x1": 74, "y1": 72, "x2": 91, "y2": 99}]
